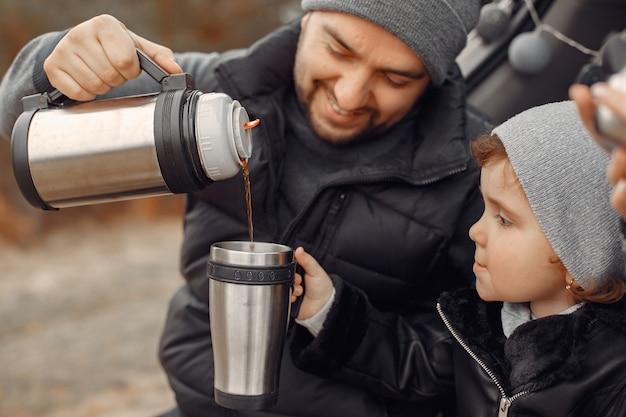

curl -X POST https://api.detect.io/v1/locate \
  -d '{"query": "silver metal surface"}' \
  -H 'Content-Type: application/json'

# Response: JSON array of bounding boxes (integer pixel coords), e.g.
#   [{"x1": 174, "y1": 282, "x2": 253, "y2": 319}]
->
[
  {"x1": 209, "y1": 280, "x2": 291, "y2": 396},
  {"x1": 27, "y1": 95, "x2": 168, "y2": 207}
]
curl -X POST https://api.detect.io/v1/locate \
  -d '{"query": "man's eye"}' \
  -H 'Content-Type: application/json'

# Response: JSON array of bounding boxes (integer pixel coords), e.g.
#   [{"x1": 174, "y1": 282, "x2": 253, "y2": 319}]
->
[
  {"x1": 384, "y1": 74, "x2": 410, "y2": 87},
  {"x1": 327, "y1": 45, "x2": 347, "y2": 57}
]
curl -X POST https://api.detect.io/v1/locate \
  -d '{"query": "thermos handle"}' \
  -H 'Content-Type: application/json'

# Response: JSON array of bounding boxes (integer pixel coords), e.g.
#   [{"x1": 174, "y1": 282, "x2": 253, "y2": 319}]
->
[
  {"x1": 24, "y1": 49, "x2": 194, "y2": 110},
  {"x1": 135, "y1": 49, "x2": 195, "y2": 91}
]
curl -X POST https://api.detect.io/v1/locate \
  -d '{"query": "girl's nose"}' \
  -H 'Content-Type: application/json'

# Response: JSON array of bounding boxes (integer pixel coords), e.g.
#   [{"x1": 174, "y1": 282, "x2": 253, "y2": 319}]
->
[{"x1": 468, "y1": 214, "x2": 486, "y2": 245}]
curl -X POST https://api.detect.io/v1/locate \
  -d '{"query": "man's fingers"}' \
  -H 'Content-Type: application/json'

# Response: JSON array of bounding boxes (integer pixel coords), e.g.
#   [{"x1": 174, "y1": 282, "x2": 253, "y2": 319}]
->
[
  {"x1": 591, "y1": 83, "x2": 626, "y2": 121},
  {"x1": 133, "y1": 35, "x2": 183, "y2": 75},
  {"x1": 42, "y1": 14, "x2": 182, "y2": 101}
]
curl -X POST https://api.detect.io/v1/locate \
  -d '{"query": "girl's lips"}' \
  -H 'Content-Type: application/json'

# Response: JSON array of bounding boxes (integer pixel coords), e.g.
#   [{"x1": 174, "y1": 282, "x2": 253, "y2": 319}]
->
[{"x1": 473, "y1": 261, "x2": 487, "y2": 273}]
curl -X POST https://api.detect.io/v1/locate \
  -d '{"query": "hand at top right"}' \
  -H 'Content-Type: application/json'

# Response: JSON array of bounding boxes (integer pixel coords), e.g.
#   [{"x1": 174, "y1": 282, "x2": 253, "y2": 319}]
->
[{"x1": 570, "y1": 83, "x2": 626, "y2": 219}]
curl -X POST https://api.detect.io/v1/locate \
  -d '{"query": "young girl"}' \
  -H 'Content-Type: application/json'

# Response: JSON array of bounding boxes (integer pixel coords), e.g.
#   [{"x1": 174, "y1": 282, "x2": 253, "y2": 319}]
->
[{"x1": 289, "y1": 101, "x2": 626, "y2": 416}]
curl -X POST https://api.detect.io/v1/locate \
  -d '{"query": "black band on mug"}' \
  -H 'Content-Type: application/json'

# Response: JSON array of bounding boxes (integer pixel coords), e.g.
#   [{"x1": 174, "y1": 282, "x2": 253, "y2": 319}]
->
[{"x1": 207, "y1": 260, "x2": 295, "y2": 285}]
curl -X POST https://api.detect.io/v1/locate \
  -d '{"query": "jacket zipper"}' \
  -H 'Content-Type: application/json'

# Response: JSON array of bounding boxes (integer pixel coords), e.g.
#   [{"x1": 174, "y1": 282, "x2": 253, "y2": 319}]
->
[{"x1": 436, "y1": 303, "x2": 529, "y2": 417}]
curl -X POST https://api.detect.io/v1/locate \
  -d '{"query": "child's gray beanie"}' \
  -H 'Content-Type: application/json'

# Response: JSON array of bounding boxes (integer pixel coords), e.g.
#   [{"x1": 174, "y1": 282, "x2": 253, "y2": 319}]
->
[
  {"x1": 493, "y1": 101, "x2": 626, "y2": 289},
  {"x1": 300, "y1": 0, "x2": 481, "y2": 86}
]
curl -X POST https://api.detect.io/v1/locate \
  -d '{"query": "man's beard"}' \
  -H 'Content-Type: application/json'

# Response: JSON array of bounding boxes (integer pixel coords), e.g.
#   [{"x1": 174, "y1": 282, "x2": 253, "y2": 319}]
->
[{"x1": 295, "y1": 82, "x2": 392, "y2": 147}]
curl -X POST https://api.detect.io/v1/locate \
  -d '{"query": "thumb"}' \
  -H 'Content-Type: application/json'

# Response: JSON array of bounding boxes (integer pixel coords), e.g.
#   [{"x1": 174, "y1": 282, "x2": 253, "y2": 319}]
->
[
  {"x1": 132, "y1": 33, "x2": 183, "y2": 75},
  {"x1": 294, "y1": 246, "x2": 334, "y2": 306},
  {"x1": 295, "y1": 246, "x2": 325, "y2": 277}
]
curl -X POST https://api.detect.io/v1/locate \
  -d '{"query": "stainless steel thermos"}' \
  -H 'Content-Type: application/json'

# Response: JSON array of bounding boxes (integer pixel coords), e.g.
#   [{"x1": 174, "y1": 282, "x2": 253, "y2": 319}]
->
[
  {"x1": 10, "y1": 50, "x2": 253, "y2": 210},
  {"x1": 208, "y1": 241, "x2": 295, "y2": 410}
]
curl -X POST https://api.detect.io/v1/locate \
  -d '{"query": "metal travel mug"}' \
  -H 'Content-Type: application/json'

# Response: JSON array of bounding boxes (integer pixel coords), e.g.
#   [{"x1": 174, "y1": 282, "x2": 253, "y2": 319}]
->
[{"x1": 207, "y1": 241, "x2": 295, "y2": 410}]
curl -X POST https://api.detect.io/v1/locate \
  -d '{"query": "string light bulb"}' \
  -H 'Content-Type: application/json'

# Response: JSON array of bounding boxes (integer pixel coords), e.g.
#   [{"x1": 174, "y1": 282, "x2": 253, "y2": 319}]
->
[
  {"x1": 508, "y1": 31, "x2": 551, "y2": 75},
  {"x1": 507, "y1": 0, "x2": 599, "y2": 75},
  {"x1": 475, "y1": 2, "x2": 511, "y2": 43}
]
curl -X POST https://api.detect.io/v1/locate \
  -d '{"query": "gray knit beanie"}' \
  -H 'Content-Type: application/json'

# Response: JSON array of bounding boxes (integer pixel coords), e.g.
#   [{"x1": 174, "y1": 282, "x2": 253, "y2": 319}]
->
[
  {"x1": 493, "y1": 101, "x2": 626, "y2": 289},
  {"x1": 300, "y1": 0, "x2": 481, "y2": 86}
]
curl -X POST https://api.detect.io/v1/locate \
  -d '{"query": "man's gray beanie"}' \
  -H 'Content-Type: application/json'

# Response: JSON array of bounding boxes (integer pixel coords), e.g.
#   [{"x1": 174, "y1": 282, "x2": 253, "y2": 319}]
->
[
  {"x1": 493, "y1": 101, "x2": 626, "y2": 289},
  {"x1": 300, "y1": 0, "x2": 481, "y2": 86}
]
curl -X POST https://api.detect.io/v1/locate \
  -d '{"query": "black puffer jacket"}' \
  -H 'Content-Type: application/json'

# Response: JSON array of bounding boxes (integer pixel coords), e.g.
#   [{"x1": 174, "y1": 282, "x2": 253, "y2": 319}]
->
[
  {"x1": 175, "y1": 20, "x2": 483, "y2": 307},
  {"x1": 293, "y1": 285, "x2": 626, "y2": 417},
  {"x1": 3, "y1": 19, "x2": 484, "y2": 417},
  {"x1": 157, "y1": 20, "x2": 484, "y2": 417}
]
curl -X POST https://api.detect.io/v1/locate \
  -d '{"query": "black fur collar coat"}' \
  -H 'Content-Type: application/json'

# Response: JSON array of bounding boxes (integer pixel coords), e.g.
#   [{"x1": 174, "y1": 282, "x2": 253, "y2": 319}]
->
[{"x1": 292, "y1": 283, "x2": 626, "y2": 417}]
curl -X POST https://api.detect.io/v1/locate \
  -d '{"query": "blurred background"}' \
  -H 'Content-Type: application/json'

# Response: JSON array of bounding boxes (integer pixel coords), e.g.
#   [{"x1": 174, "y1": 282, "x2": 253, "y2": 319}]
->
[
  {"x1": 1, "y1": 0, "x2": 625, "y2": 416},
  {"x1": 0, "y1": 1, "x2": 298, "y2": 416}
]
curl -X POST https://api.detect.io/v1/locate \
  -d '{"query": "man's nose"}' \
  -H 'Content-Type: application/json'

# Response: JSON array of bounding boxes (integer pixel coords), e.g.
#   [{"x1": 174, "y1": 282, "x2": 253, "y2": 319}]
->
[{"x1": 333, "y1": 70, "x2": 372, "y2": 112}]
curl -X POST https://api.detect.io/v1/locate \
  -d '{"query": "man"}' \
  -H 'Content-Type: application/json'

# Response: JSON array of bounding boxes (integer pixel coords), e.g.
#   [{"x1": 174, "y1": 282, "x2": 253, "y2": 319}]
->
[{"x1": 0, "y1": 1, "x2": 484, "y2": 416}]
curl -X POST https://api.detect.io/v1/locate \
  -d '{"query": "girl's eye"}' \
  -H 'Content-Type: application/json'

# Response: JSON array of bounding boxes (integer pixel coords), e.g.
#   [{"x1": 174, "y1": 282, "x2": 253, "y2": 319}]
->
[{"x1": 495, "y1": 214, "x2": 513, "y2": 227}]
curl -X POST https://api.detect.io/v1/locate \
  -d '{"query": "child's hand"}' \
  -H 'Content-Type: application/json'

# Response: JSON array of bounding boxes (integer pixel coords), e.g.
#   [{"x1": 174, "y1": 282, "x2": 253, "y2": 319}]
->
[{"x1": 292, "y1": 247, "x2": 335, "y2": 320}]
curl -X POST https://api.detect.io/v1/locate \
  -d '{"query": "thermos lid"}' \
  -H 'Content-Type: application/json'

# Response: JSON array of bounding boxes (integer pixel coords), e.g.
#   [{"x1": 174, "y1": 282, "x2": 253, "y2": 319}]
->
[{"x1": 195, "y1": 93, "x2": 253, "y2": 181}]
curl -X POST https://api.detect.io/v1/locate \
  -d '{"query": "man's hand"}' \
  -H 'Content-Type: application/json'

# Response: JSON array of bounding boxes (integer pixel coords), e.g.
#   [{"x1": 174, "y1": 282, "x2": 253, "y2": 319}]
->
[{"x1": 43, "y1": 14, "x2": 182, "y2": 101}]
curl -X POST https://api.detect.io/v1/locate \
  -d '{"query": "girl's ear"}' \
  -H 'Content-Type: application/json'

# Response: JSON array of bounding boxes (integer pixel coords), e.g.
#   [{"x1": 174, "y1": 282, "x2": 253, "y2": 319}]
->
[
  {"x1": 564, "y1": 271, "x2": 585, "y2": 304},
  {"x1": 565, "y1": 271, "x2": 578, "y2": 291},
  {"x1": 565, "y1": 271, "x2": 584, "y2": 295}
]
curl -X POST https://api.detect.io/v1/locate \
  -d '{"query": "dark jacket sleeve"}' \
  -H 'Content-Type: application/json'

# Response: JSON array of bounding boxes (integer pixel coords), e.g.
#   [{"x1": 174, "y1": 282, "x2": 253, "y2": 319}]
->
[
  {"x1": 0, "y1": 31, "x2": 65, "y2": 140},
  {"x1": 290, "y1": 275, "x2": 455, "y2": 402}
]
